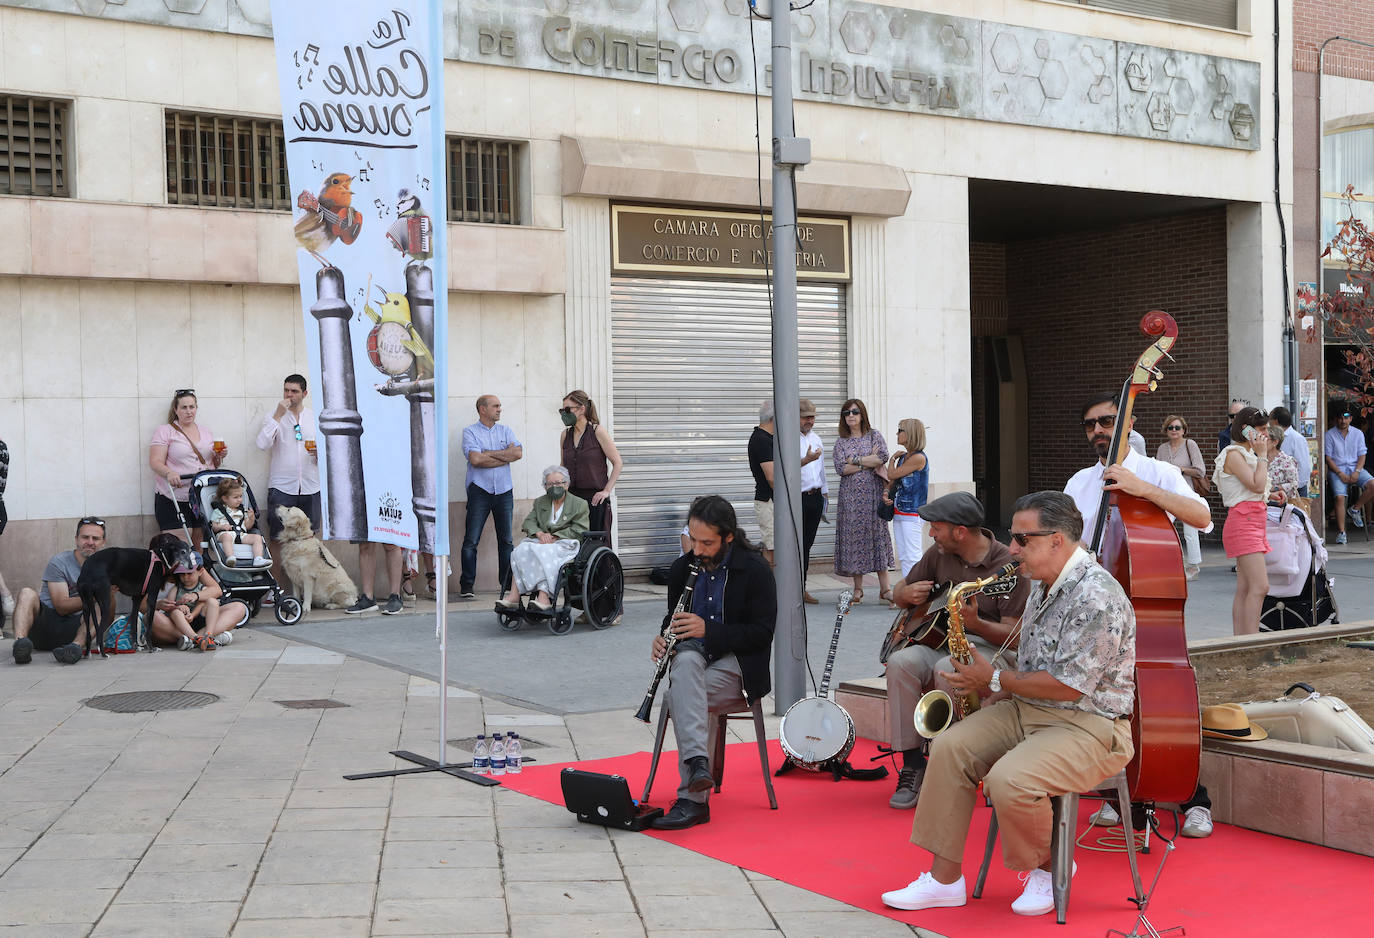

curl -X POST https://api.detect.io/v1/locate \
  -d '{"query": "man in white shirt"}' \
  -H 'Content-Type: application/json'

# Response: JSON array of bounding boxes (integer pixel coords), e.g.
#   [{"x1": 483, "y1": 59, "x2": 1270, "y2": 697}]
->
[
  {"x1": 1064, "y1": 393, "x2": 1215, "y2": 839},
  {"x1": 1269, "y1": 406, "x2": 1312, "y2": 498},
  {"x1": 255, "y1": 374, "x2": 320, "y2": 587},
  {"x1": 798, "y1": 398, "x2": 829, "y2": 605},
  {"x1": 1065, "y1": 394, "x2": 1212, "y2": 546}
]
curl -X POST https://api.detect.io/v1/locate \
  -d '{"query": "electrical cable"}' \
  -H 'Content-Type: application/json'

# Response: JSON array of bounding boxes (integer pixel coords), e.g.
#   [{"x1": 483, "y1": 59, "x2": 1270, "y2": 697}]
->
[{"x1": 750, "y1": 1, "x2": 817, "y2": 695}]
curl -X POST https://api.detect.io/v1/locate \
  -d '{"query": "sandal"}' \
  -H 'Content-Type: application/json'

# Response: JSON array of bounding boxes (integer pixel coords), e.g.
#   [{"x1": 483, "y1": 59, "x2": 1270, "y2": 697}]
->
[
  {"x1": 425, "y1": 571, "x2": 437, "y2": 599},
  {"x1": 193, "y1": 633, "x2": 213, "y2": 652},
  {"x1": 880, "y1": 588, "x2": 895, "y2": 608},
  {"x1": 851, "y1": 589, "x2": 864, "y2": 604}
]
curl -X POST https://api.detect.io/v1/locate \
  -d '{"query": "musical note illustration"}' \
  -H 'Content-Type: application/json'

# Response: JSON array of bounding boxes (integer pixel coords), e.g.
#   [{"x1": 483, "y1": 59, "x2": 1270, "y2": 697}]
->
[{"x1": 304, "y1": 44, "x2": 320, "y2": 65}]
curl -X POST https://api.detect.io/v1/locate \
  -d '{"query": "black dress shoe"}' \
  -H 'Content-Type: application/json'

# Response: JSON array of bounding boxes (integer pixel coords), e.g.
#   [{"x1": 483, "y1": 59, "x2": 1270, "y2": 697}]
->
[
  {"x1": 685, "y1": 755, "x2": 713, "y2": 793},
  {"x1": 652, "y1": 798, "x2": 710, "y2": 830}
]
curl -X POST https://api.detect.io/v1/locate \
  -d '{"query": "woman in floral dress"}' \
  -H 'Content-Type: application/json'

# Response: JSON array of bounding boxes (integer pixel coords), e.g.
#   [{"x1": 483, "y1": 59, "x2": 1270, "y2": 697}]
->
[{"x1": 832, "y1": 399, "x2": 894, "y2": 603}]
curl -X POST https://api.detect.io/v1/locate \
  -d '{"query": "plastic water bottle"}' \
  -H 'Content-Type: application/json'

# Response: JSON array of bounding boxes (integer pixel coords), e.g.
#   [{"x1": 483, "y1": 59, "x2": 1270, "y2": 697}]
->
[
  {"x1": 489, "y1": 732, "x2": 506, "y2": 777},
  {"x1": 506, "y1": 733, "x2": 522, "y2": 774},
  {"x1": 472, "y1": 734, "x2": 489, "y2": 774}
]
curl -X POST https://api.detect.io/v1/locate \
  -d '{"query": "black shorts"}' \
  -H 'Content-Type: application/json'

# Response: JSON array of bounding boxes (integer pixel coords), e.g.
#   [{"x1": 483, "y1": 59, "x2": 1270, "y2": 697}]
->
[
  {"x1": 267, "y1": 489, "x2": 321, "y2": 539},
  {"x1": 31, "y1": 604, "x2": 83, "y2": 650},
  {"x1": 154, "y1": 493, "x2": 194, "y2": 531}
]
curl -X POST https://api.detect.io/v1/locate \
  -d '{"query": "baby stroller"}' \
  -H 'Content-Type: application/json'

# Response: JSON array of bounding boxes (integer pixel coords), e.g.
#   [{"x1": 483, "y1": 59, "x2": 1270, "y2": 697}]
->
[
  {"x1": 1260, "y1": 502, "x2": 1339, "y2": 631},
  {"x1": 176, "y1": 469, "x2": 304, "y2": 625}
]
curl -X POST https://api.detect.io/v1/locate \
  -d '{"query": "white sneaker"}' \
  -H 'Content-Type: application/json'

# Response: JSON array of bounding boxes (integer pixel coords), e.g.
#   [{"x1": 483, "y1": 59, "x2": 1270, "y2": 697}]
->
[
  {"x1": 213, "y1": 631, "x2": 234, "y2": 647},
  {"x1": 177, "y1": 635, "x2": 194, "y2": 651},
  {"x1": 1, "y1": 592, "x2": 14, "y2": 616},
  {"x1": 252, "y1": 557, "x2": 272, "y2": 567},
  {"x1": 1011, "y1": 862, "x2": 1074, "y2": 916},
  {"x1": 1090, "y1": 801, "x2": 1121, "y2": 827},
  {"x1": 1349, "y1": 508, "x2": 1365, "y2": 529},
  {"x1": 881, "y1": 872, "x2": 966, "y2": 911},
  {"x1": 1181, "y1": 805, "x2": 1213, "y2": 838}
]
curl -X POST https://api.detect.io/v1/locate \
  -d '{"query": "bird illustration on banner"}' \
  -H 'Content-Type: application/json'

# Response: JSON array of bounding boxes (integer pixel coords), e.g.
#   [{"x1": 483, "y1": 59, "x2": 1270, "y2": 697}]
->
[
  {"x1": 386, "y1": 188, "x2": 433, "y2": 266},
  {"x1": 295, "y1": 172, "x2": 363, "y2": 268},
  {"x1": 363, "y1": 281, "x2": 435, "y2": 382}
]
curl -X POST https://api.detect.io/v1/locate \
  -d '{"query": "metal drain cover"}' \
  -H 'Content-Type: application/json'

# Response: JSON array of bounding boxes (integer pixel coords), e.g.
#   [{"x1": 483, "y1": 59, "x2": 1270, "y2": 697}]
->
[
  {"x1": 85, "y1": 690, "x2": 220, "y2": 713},
  {"x1": 276, "y1": 698, "x2": 349, "y2": 709}
]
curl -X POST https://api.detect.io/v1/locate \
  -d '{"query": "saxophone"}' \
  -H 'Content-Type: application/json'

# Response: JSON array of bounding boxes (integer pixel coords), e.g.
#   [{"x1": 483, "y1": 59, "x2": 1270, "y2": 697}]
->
[{"x1": 913, "y1": 562, "x2": 1020, "y2": 739}]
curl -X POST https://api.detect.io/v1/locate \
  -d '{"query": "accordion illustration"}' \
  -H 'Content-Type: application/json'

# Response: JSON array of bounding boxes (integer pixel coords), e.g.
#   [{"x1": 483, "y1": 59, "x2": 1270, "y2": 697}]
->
[{"x1": 386, "y1": 215, "x2": 432, "y2": 258}]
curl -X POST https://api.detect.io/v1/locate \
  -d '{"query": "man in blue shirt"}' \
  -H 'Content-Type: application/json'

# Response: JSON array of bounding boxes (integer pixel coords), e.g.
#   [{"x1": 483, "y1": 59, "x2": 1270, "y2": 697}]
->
[
  {"x1": 1324, "y1": 409, "x2": 1373, "y2": 544},
  {"x1": 460, "y1": 395, "x2": 523, "y2": 598}
]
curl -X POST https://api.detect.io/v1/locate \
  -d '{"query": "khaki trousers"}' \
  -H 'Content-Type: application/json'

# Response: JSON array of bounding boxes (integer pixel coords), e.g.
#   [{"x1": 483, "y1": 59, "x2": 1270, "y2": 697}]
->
[
  {"x1": 910, "y1": 697, "x2": 1133, "y2": 871},
  {"x1": 886, "y1": 635, "x2": 1006, "y2": 753}
]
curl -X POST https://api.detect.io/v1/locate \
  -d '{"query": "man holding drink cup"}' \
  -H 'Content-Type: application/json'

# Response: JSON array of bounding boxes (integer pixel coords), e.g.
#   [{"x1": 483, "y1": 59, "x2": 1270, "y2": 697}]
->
[{"x1": 256, "y1": 374, "x2": 321, "y2": 590}]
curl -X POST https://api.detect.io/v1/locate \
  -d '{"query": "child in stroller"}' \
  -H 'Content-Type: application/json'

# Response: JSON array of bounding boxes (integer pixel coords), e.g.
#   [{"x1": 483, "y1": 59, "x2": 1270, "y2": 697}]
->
[
  {"x1": 210, "y1": 478, "x2": 270, "y2": 567},
  {"x1": 181, "y1": 469, "x2": 305, "y2": 626}
]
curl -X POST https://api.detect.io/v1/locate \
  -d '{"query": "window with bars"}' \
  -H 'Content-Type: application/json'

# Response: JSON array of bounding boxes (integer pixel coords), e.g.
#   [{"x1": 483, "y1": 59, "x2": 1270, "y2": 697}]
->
[
  {"x1": 165, "y1": 111, "x2": 290, "y2": 210},
  {"x1": 0, "y1": 95, "x2": 71, "y2": 197},
  {"x1": 447, "y1": 136, "x2": 522, "y2": 225}
]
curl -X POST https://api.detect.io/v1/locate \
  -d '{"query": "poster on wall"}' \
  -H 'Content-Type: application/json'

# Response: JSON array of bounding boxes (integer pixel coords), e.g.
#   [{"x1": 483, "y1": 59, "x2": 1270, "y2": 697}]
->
[{"x1": 270, "y1": 0, "x2": 448, "y2": 554}]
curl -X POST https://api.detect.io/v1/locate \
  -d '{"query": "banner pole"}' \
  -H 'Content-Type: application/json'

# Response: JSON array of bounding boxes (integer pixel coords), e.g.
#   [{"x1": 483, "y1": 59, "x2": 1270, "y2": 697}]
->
[{"x1": 436, "y1": 553, "x2": 449, "y2": 766}]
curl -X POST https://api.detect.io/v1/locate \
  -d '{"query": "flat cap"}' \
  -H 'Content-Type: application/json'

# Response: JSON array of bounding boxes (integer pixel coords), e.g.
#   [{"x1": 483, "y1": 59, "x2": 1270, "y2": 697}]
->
[
  {"x1": 916, "y1": 491, "x2": 985, "y2": 527},
  {"x1": 799, "y1": 398, "x2": 817, "y2": 417}
]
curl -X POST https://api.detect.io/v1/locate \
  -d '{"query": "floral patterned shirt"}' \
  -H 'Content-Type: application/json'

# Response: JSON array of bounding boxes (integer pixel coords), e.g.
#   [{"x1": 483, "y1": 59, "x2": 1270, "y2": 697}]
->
[{"x1": 1016, "y1": 549, "x2": 1136, "y2": 719}]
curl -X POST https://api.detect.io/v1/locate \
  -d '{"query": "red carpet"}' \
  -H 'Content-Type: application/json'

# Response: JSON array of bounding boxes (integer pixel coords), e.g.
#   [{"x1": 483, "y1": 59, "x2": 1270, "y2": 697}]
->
[{"x1": 502, "y1": 737, "x2": 1373, "y2": 937}]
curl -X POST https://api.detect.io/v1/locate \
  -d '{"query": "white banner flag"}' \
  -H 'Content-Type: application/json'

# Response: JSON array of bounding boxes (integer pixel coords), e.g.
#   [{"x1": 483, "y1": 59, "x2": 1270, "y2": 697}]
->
[{"x1": 270, "y1": 0, "x2": 448, "y2": 555}]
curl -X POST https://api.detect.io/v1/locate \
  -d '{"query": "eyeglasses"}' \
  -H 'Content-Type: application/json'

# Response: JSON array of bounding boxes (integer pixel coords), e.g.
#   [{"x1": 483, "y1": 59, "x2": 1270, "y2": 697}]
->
[
  {"x1": 175, "y1": 389, "x2": 196, "y2": 398},
  {"x1": 1082, "y1": 415, "x2": 1117, "y2": 430},
  {"x1": 78, "y1": 517, "x2": 107, "y2": 528},
  {"x1": 1010, "y1": 530, "x2": 1056, "y2": 546},
  {"x1": 293, "y1": 423, "x2": 303, "y2": 441},
  {"x1": 1166, "y1": 424, "x2": 1184, "y2": 431},
  {"x1": 842, "y1": 408, "x2": 861, "y2": 417}
]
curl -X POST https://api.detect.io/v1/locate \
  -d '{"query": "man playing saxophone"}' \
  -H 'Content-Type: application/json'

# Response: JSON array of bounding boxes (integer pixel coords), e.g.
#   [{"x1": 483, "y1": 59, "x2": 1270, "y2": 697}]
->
[
  {"x1": 885, "y1": 492, "x2": 1029, "y2": 810},
  {"x1": 882, "y1": 491, "x2": 1135, "y2": 918},
  {"x1": 649, "y1": 495, "x2": 776, "y2": 831}
]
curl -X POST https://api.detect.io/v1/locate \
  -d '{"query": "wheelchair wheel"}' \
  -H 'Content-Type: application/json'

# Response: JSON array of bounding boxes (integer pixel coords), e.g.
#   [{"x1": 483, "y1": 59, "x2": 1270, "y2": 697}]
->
[
  {"x1": 497, "y1": 610, "x2": 522, "y2": 632},
  {"x1": 549, "y1": 609, "x2": 574, "y2": 635},
  {"x1": 581, "y1": 547, "x2": 624, "y2": 629},
  {"x1": 275, "y1": 596, "x2": 304, "y2": 625}
]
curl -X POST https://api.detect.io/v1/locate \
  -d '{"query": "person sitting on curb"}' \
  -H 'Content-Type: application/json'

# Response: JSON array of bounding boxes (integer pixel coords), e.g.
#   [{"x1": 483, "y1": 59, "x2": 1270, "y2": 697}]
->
[{"x1": 10, "y1": 518, "x2": 107, "y2": 665}]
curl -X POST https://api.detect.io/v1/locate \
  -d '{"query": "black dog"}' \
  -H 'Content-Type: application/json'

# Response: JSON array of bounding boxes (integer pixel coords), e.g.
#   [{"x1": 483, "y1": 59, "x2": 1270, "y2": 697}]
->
[{"x1": 76, "y1": 534, "x2": 196, "y2": 657}]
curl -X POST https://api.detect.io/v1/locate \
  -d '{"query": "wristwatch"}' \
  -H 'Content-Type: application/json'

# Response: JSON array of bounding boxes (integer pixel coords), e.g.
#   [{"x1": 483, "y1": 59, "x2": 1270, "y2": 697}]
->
[{"x1": 989, "y1": 669, "x2": 1002, "y2": 693}]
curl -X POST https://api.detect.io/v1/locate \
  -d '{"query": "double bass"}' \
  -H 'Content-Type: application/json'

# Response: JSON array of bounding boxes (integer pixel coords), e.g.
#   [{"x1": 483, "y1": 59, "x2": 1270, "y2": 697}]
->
[{"x1": 1088, "y1": 311, "x2": 1201, "y2": 804}]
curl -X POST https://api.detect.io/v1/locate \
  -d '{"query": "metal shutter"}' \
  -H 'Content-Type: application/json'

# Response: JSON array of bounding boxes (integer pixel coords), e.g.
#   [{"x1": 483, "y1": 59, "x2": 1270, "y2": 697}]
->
[{"x1": 611, "y1": 277, "x2": 848, "y2": 570}]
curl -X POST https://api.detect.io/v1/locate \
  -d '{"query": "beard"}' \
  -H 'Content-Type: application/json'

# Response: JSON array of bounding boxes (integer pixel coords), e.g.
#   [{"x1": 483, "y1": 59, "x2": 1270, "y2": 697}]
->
[
  {"x1": 695, "y1": 543, "x2": 729, "y2": 568},
  {"x1": 1091, "y1": 434, "x2": 1112, "y2": 458}
]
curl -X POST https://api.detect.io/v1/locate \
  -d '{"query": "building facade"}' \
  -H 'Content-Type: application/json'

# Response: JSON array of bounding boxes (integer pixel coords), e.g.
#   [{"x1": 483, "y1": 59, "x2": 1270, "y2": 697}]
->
[{"x1": 0, "y1": 0, "x2": 1290, "y2": 585}]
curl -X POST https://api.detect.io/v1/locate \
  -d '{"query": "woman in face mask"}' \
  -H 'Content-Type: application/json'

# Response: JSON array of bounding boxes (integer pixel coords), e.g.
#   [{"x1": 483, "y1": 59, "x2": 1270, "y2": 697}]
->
[
  {"x1": 559, "y1": 390, "x2": 623, "y2": 545},
  {"x1": 498, "y1": 466, "x2": 590, "y2": 612}
]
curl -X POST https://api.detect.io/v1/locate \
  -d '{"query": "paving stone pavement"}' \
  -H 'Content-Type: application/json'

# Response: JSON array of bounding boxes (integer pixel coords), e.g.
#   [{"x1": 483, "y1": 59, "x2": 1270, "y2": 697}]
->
[{"x1": 0, "y1": 629, "x2": 946, "y2": 938}]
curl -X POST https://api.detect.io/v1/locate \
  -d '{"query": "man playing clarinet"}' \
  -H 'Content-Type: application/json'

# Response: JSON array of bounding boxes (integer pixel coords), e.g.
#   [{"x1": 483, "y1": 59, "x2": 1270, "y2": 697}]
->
[
  {"x1": 882, "y1": 492, "x2": 1135, "y2": 917},
  {"x1": 650, "y1": 495, "x2": 776, "y2": 831}
]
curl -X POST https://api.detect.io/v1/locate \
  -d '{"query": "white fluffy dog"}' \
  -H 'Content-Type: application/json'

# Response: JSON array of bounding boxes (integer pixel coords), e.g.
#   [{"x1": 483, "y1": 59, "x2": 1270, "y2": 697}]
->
[{"x1": 276, "y1": 506, "x2": 359, "y2": 612}]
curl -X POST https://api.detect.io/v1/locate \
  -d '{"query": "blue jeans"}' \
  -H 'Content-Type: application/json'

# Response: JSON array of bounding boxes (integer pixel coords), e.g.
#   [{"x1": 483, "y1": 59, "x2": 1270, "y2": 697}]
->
[{"x1": 461, "y1": 483, "x2": 513, "y2": 591}]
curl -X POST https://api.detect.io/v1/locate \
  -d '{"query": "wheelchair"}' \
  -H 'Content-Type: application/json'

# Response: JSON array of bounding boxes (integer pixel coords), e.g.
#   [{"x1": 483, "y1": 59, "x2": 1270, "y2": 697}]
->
[{"x1": 495, "y1": 531, "x2": 624, "y2": 635}]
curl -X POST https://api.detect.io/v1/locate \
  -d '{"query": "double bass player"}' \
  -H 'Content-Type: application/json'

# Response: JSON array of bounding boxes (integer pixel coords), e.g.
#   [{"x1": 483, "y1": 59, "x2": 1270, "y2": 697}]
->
[{"x1": 1066, "y1": 393, "x2": 1216, "y2": 839}]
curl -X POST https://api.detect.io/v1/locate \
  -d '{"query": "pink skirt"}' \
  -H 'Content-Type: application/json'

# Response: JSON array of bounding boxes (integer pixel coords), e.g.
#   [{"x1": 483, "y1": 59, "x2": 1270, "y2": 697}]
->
[{"x1": 1222, "y1": 500, "x2": 1270, "y2": 558}]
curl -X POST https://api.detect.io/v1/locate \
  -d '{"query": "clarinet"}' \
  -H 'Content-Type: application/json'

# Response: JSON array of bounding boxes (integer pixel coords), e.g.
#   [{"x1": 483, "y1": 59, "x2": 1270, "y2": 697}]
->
[{"x1": 633, "y1": 560, "x2": 702, "y2": 723}]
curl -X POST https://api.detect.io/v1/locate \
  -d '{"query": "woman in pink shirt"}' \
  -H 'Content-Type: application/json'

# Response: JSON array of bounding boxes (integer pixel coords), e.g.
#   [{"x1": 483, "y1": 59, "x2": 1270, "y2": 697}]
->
[{"x1": 148, "y1": 390, "x2": 223, "y2": 543}]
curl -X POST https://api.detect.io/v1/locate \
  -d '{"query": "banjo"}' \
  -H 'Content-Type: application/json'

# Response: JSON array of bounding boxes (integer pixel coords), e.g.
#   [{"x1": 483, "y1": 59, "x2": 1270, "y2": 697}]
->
[
  {"x1": 779, "y1": 590, "x2": 857, "y2": 771},
  {"x1": 878, "y1": 575, "x2": 1020, "y2": 665}
]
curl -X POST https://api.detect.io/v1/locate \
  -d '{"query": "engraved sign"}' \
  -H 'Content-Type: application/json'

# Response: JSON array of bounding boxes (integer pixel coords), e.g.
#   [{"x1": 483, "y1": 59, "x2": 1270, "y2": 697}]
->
[
  {"x1": 454, "y1": 0, "x2": 1261, "y2": 151},
  {"x1": 611, "y1": 204, "x2": 851, "y2": 282}
]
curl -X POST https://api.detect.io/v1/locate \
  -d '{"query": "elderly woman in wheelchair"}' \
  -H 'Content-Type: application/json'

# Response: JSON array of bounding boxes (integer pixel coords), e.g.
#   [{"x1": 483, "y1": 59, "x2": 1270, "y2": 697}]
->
[{"x1": 498, "y1": 465, "x2": 589, "y2": 613}]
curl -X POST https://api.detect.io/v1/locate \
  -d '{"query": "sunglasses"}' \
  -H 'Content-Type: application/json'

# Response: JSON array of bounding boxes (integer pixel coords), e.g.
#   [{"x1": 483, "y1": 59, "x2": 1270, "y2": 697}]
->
[
  {"x1": 1082, "y1": 415, "x2": 1117, "y2": 430},
  {"x1": 293, "y1": 423, "x2": 303, "y2": 441},
  {"x1": 1010, "y1": 530, "x2": 1056, "y2": 546},
  {"x1": 78, "y1": 517, "x2": 107, "y2": 528},
  {"x1": 842, "y1": 408, "x2": 861, "y2": 417},
  {"x1": 558, "y1": 406, "x2": 573, "y2": 416},
  {"x1": 1340, "y1": 413, "x2": 1353, "y2": 418},
  {"x1": 175, "y1": 388, "x2": 196, "y2": 397},
  {"x1": 1166, "y1": 424, "x2": 1183, "y2": 431}
]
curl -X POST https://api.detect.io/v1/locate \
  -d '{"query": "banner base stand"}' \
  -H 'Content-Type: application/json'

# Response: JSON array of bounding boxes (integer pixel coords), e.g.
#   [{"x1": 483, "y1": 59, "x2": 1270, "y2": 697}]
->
[{"x1": 343, "y1": 749, "x2": 501, "y2": 786}]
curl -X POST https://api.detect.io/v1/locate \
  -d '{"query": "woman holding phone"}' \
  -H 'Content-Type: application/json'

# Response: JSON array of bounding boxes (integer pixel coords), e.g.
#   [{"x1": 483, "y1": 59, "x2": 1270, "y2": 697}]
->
[{"x1": 1213, "y1": 406, "x2": 1272, "y2": 635}]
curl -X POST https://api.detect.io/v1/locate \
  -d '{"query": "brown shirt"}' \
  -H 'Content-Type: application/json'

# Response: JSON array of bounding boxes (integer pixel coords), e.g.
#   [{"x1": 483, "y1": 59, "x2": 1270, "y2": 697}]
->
[
  {"x1": 902, "y1": 529, "x2": 1030, "y2": 624},
  {"x1": 562, "y1": 423, "x2": 609, "y2": 493}
]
